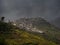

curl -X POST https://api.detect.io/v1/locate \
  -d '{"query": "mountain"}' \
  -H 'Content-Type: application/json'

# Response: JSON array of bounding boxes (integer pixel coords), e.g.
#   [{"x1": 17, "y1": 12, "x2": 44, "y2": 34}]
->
[
  {"x1": 0, "y1": 21, "x2": 57, "y2": 45},
  {"x1": 16, "y1": 17, "x2": 60, "y2": 44}
]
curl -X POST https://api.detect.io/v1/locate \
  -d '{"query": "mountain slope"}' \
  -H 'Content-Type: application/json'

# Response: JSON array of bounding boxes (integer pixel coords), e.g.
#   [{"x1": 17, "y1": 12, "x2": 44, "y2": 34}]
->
[
  {"x1": 0, "y1": 21, "x2": 57, "y2": 45},
  {"x1": 16, "y1": 17, "x2": 60, "y2": 44}
]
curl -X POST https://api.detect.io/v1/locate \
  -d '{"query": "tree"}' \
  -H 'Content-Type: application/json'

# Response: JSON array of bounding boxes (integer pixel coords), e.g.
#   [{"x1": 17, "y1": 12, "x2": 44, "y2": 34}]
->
[{"x1": 1, "y1": 17, "x2": 5, "y2": 22}]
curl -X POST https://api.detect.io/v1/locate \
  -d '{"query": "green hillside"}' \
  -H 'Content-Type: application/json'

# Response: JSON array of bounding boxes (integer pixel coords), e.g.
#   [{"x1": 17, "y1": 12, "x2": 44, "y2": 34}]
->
[
  {"x1": 0, "y1": 21, "x2": 57, "y2": 45},
  {"x1": 16, "y1": 17, "x2": 60, "y2": 44}
]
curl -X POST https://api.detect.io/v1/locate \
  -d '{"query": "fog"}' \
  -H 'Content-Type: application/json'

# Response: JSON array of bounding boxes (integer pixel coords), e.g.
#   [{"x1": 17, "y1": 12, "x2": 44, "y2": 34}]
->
[{"x1": 0, "y1": 0, "x2": 60, "y2": 27}]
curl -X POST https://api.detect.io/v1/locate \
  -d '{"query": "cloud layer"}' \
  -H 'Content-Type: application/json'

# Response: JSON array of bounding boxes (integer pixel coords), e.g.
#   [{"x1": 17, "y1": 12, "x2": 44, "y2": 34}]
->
[{"x1": 0, "y1": 0, "x2": 60, "y2": 22}]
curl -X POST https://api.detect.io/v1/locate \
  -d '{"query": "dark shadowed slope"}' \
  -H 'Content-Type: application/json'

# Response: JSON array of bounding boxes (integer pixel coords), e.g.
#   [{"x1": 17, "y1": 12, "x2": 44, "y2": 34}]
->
[{"x1": 0, "y1": 21, "x2": 57, "y2": 45}]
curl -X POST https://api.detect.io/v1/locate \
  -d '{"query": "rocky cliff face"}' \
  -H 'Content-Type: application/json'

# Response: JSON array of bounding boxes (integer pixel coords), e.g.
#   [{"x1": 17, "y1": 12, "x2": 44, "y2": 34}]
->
[{"x1": 16, "y1": 17, "x2": 51, "y2": 30}]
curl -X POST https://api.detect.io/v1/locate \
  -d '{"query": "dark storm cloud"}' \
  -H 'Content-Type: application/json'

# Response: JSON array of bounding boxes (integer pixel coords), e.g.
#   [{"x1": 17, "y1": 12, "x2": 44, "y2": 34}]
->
[
  {"x1": 32, "y1": 0, "x2": 60, "y2": 20},
  {"x1": 0, "y1": 0, "x2": 3, "y2": 15},
  {"x1": 15, "y1": 0, "x2": 32, "y2": 17},
  {"x1": 0, "y1": 0, "x2": 60, "y2": 22}
]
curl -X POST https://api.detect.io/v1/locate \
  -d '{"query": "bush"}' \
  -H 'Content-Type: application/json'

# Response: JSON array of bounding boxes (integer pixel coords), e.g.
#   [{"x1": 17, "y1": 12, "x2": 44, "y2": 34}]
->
[
  {"x1": 0, "y1": 22, "x2": 13, "y2": 32},
  {"x1": 0, "y1": 37, "x2": 7, "y2": 45},
  {"x1": 23, "y1": 43, "x2": 38, "y2": 45}
]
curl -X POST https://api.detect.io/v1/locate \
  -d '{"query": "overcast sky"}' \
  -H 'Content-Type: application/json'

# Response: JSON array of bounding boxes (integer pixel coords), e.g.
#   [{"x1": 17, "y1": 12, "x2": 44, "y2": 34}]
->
[{"x1": 0, "y1": 0, "x2": 60, "y2": 22}]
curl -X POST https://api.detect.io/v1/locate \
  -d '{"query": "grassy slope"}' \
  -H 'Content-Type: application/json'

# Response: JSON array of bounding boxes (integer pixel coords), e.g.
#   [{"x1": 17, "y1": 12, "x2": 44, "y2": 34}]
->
[
  {"x1": 32, "y1": 19, "x2": 60, "y2": 44},
  {"x1": 16, "y1": 17, "x2": 60, "y2": 44},
  {"x1": 0, "y1": 22, "x2": 57, "y2": 45}
]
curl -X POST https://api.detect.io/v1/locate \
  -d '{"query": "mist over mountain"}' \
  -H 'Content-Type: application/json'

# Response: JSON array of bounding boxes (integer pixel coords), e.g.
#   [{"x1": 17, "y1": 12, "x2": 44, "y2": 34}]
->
[
  {"x1": 0, "y1": 0, "x2": 60, "y2": 27},
  {"x1": 51, "y1": 17, "x2": 60, "y2": 28}
]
